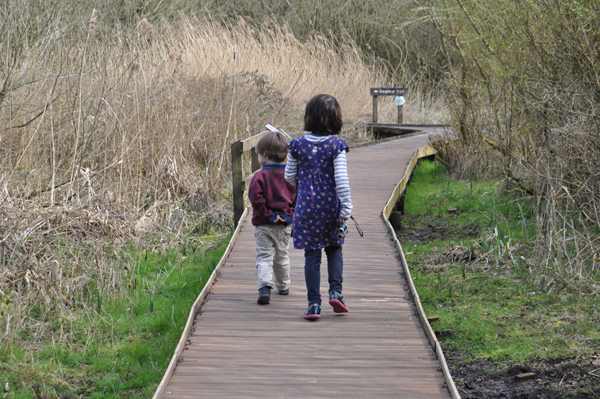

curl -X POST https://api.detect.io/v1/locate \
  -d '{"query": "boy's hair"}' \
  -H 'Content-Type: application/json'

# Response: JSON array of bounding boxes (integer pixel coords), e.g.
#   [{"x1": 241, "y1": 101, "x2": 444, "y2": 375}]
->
[
  {"x1": 304, "y1": 94, "x2": 343, "y2": 136},
  {"x1": 256, "y1": 131, "x2": 289, "y2": 163}
]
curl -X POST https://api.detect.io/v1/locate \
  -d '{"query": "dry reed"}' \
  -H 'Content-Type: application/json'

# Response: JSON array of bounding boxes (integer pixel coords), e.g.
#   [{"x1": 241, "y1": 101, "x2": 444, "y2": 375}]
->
[{"x1": 0, "y1": 12, "x2": 446, "y2": 348}]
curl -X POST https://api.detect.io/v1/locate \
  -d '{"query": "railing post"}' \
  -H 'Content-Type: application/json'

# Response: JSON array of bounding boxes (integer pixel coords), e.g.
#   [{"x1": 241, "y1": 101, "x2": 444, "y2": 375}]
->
[
  {"x1": 231, "y1": 141, "x2": 244, "y2": 228},
  {"x1": 250, "y1": 147, "x2": 260, "y2": 174}
]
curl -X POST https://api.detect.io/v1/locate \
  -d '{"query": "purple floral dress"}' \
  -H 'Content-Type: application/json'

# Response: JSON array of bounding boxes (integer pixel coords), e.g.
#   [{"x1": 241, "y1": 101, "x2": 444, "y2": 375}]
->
[{"x1": 288, "y1": 135, "x2": 349, "y2": 250}]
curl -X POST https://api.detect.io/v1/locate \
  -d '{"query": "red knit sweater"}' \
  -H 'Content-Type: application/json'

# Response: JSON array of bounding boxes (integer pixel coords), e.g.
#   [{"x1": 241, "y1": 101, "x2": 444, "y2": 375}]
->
[{"x1": 248, "y1": 163, "x2": 296, "y2": 226}]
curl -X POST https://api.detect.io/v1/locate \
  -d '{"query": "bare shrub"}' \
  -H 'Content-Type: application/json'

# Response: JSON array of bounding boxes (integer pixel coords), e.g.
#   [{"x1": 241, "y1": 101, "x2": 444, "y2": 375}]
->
[{"x1": 428, "y1": 0, "x2": 600, "y2": 290}]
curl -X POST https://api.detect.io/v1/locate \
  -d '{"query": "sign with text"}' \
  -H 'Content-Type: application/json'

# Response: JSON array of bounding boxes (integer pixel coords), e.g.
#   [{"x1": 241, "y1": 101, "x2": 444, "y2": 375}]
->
[{"x1": 370, "y1": 87, "x2": 406, "y2": 96}]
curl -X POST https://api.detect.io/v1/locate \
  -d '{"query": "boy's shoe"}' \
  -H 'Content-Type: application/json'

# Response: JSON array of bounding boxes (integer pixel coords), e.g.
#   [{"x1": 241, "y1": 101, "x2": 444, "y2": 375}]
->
[
  {"x1": 278, "y1": 289, "x2": 289, "y2": 295},
  {"x1": 257, "y1": 287, "x2": 271, "y2": 305},
  {"x1": 329, "y1": 291, "x2": 349, "y2": 313},
  {"x1": 303, "y1": 303, "x2": 321, "y2": 320}
]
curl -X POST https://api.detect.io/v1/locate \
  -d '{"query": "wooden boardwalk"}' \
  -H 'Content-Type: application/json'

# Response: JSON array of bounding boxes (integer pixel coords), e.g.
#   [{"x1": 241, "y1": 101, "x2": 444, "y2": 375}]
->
[{"x1": 161, "y1": 131, "x2": 452, "y2": 398}]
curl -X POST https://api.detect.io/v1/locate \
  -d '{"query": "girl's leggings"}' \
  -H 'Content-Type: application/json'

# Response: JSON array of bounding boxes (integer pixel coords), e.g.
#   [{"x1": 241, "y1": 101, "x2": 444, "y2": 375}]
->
[{"x1": 304, "y1": 245, "x2": 343, "y2": 305}]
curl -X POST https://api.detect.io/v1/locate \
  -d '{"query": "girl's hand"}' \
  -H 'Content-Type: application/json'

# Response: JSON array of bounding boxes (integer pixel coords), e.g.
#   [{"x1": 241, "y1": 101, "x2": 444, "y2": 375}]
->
[
  {"x1": 274, "y1": 214, "x2": 286, "y2": 224},
  {"x1": 340, "y1": 217, "x2": 349, "y2": 222}
]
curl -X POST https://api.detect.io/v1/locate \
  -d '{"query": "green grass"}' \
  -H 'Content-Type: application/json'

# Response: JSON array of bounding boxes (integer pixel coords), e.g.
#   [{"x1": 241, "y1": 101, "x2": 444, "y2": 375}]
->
[
  {"x1": 0, "y1": 237, "x2": 229, "y2": 398},
  {"x1": 400, "y1": 159, "x2": 600, "y2": 363},
  {"x1": 403, "y1": 159, "x2": 535, "y2": 236}
]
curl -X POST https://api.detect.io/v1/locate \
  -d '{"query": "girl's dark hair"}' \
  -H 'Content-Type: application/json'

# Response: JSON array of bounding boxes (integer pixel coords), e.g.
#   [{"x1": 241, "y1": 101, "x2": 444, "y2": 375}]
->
[
  {"x1": 255, "y1": 131, "x2": 289, "y2": 163},
  {"x1": 304, "y1": 94, "x2": 343, "y2": 136}
]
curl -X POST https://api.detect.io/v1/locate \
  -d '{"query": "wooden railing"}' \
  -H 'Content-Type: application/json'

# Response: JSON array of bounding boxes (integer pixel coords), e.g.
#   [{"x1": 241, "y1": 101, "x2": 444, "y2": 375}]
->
[{"x1": 231, "y1": 131, "x2": 269, "y2": 228}]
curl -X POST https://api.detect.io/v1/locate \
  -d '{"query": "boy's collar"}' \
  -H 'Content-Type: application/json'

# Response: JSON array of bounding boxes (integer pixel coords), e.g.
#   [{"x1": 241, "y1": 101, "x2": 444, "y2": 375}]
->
[{"x1": 261, "y1": 163, "x2": 286, "y2": 170}]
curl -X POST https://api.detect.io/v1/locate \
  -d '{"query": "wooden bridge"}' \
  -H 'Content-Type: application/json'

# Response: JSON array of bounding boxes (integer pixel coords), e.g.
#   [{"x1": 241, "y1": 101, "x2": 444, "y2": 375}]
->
[{"x1": 154, "y1": 128, "x2": 459, "y2": 398}]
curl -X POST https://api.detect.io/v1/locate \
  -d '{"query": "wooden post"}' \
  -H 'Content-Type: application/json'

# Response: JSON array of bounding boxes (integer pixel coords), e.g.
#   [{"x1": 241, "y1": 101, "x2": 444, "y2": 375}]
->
[
  {"x1": 231, "y1": 141, "x2": 244, "y2": 228},
  {"x1": 251, "y1": 147, "x2": 260, "y2": 174},
  {"x1": 397, "y1": 105, "x2": 403, "y2": 124},
  {"x1": 372, "y1": 95, "x2": 378, "y2": 123}
]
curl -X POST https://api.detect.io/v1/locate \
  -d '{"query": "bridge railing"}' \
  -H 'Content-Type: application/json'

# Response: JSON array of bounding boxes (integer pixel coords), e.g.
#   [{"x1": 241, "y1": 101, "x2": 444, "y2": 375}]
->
[{"x1": 231, "y1": 131, "x2": 269, "y2": 228}]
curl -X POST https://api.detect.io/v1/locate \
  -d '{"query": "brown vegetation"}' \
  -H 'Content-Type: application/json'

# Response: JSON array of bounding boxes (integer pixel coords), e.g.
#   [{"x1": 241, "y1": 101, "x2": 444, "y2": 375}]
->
[
  {"x1": 202, "y1": 0, "x2": 452, "y2": 83},
  {"x1": 0, "y1": 5, "x2": 446, "y2": 348}
]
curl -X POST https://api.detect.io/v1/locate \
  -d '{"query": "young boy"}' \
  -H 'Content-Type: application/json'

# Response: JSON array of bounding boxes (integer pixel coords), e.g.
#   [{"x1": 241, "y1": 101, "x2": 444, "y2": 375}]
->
[{"x1": 248, "y1": 131, "x2": 296, "y2": 305}]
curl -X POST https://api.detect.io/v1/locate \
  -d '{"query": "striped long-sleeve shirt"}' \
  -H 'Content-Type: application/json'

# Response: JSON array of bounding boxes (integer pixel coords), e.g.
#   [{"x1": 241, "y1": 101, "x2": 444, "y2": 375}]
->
[{"x1": 285, "y1": 133, "x2": 353, "y2": 219}]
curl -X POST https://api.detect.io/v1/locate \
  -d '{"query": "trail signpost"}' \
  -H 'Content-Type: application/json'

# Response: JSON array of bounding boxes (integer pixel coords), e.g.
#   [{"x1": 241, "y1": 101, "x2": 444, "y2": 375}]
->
[{"x1": 370, "y1": 87, "x2": 406, "y2": 124}]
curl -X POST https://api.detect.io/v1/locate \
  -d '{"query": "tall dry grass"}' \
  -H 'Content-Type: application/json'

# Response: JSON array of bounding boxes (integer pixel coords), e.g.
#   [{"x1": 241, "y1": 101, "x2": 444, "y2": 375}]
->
[
  {"x1": 202, "y1": 0, "x2": 454, "y2": 84},
  {"x1": 0, "y1": 11, "x2": 449, "y2": 347}
]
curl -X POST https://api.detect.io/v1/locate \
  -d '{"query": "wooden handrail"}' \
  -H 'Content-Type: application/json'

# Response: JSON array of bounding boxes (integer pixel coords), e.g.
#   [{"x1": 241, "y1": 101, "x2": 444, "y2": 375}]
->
[{"x1": 231, "y1": 131, "x2": 269, "y2": 228}]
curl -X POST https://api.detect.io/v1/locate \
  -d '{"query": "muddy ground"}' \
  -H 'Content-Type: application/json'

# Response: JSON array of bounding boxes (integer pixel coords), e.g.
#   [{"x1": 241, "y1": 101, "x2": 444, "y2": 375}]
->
[
  {"x1": 448, "y1": 353, "x2": 600, "y2": 398},
  {"x1": 397, "y1": 214, "x2": 600, "y2": 398}
]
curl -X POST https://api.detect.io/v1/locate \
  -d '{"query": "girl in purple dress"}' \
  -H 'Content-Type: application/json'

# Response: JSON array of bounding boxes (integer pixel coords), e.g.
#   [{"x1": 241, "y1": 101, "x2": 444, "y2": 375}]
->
[{"x1": 285, "y1": 94, "x2": 353, "y2": 320}]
